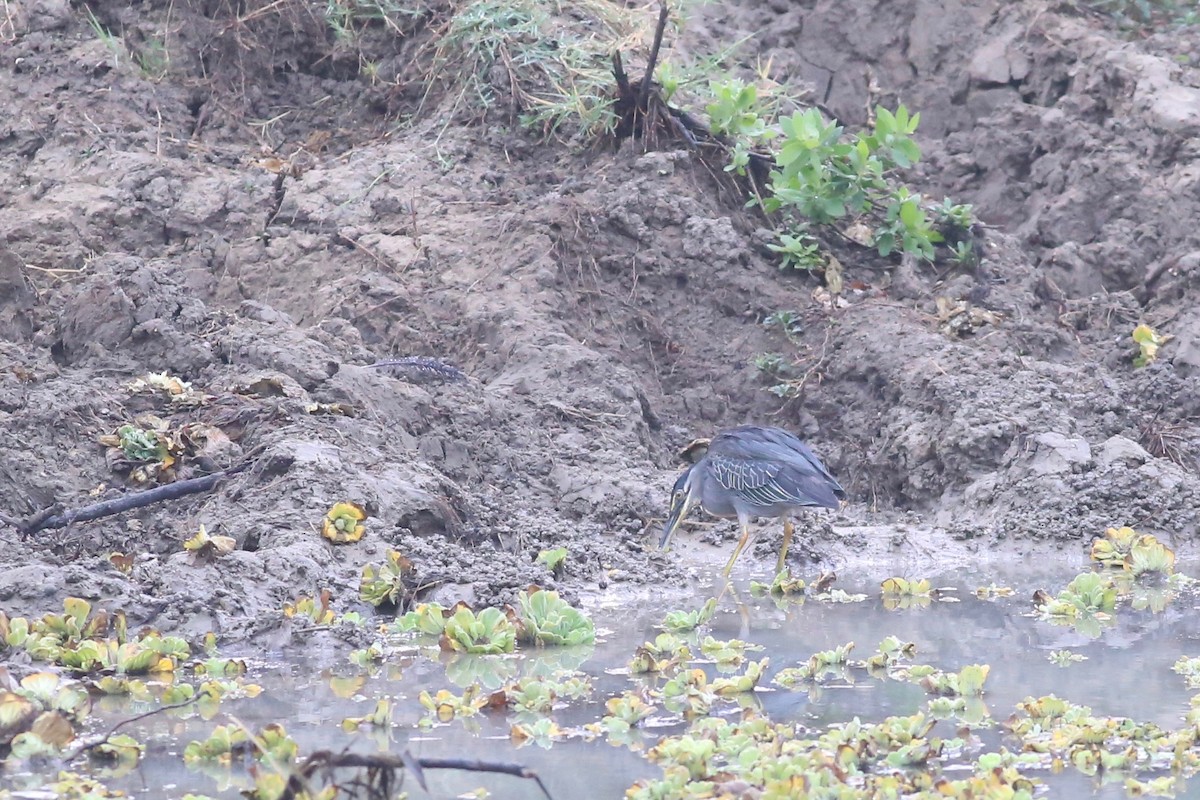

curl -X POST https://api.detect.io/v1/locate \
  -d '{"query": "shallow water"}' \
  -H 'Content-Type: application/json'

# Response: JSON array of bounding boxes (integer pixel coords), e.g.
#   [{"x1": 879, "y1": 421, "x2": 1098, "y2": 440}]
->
[{"x1": 13, "y1": 557, "x2": 1200, "y2": 799}]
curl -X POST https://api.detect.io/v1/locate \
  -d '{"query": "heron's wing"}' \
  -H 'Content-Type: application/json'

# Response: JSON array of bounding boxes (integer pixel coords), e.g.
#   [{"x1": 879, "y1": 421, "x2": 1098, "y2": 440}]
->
[
  {"x1": 706, "y1": 454, "x2": 842, "y2": 509},
  {"x1": 709, "y1": 426, "x2": 845, "y2": 506}
]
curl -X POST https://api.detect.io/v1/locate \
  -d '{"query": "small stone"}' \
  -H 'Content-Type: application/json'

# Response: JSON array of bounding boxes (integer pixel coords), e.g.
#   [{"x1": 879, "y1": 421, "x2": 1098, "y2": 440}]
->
[
  {"x1": 1098, "y1": 435, "x2": 1151, "y2": 469},
  {"x1": 1030, "y1": 432, "x2": 1091, "y2": 475}
]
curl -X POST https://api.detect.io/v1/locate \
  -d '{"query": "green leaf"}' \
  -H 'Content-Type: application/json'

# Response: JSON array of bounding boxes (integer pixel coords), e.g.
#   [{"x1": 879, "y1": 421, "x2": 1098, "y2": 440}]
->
[
  {"x1": 899, "y1": 199, "x2": 921, "y2": 229},
  {"x1": 875, "y1": 106, "x2": 896, "y2": 137}
]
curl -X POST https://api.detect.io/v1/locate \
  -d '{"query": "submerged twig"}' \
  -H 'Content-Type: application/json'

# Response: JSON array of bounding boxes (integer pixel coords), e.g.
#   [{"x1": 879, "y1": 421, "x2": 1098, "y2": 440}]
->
[
  {"x1": 62, "y1": 698, "x2": 199, "y2": 760},
  {"x1": 296, "y1": 750, "x2": 554, "y2": 800},
  {"x1": 18, "y1": 462, "x2": 251, "y2": 538}
]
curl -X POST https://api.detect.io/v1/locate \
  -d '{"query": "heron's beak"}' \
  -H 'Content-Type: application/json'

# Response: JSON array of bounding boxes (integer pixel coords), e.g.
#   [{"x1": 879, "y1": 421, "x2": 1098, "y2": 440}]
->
[{"x1": 660, "y1": 495, "x2": 691, "y2": 550}]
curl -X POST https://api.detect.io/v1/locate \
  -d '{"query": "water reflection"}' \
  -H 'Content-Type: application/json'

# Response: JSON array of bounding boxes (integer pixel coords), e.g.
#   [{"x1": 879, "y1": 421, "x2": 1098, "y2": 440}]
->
[{"x1": 63, "y1": 560, "x2": 1200, "y2": 798}]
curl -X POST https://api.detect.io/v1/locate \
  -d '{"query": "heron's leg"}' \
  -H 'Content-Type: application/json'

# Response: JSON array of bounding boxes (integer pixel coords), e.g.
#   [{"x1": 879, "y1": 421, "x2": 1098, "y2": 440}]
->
[
  {"x1": 776, "y1": 517, "x2": 794, "y2": 575},
  {"x1": 722, "y1": 518, "x2": 752, "y2": 577}
]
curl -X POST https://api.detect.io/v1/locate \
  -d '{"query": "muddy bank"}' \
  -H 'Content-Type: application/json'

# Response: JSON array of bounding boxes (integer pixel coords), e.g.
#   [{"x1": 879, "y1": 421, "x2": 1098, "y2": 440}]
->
[{"x1": 1, "y1": 0, "x2": 1199, "y2": 640}]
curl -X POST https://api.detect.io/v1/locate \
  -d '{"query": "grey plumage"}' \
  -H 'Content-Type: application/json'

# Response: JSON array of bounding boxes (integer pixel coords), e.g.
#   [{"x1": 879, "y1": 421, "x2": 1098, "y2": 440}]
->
[
  {"x1": 704, "y1": 426, "x2": 844, "y2": 509},
  {"x1": 661, "y1": 425, "x2": 844, "y2": 576}
]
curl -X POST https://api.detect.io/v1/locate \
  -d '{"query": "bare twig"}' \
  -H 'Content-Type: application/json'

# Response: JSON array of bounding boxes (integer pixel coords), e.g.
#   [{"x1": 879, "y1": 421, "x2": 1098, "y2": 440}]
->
[
  {"x1": 18, "y1": 463, "x2": 251, "y2": 538},
  {"x1": 334, "y1": 231, "x2": 404, "y2": 273},
  {"x1": 638, "y1": 2, "x2": 670, "y2": 110},
  {"x1": 63, "y1": 698, "x2": 199, "y2": 760},
  {"x1": 299, "y1": 750, "x2": 554, "y2": 800}
]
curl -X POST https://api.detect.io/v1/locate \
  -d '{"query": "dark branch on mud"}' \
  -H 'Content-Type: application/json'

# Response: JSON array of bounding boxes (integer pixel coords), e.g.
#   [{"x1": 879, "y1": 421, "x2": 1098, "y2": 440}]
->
[
  {"x1": 295, "y1": 750, "x2": 554, "y2": 800},
  {"x1": 608, "y1": 3, "x2": 773, "y2": 190},
  {"x1": 17, "y1": 462, "x2": 252, "y2": 538},
  {"x1": 638, "y1": 3, "x2": 670, "y2": 110},
  {"x1": 367, "y1": 356, "x2": 469, "y2": 384}
]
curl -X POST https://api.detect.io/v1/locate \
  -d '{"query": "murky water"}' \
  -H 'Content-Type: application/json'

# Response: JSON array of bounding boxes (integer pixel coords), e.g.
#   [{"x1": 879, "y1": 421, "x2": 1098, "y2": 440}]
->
[{"x1": 12, "y1": 556, "x2": 1200, "y2": 799}]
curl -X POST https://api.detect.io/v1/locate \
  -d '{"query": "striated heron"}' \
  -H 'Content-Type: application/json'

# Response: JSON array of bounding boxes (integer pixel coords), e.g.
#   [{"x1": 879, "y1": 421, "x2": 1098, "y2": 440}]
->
[{"x1": 660, "y1": 425, "x2": 845, "y2": 576}]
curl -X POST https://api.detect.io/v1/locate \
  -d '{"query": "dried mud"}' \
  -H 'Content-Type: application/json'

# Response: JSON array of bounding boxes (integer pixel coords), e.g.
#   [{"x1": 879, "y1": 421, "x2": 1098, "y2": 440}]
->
[{"x1": 2, "y1": 0, "x2": 1200, "y2": 642}]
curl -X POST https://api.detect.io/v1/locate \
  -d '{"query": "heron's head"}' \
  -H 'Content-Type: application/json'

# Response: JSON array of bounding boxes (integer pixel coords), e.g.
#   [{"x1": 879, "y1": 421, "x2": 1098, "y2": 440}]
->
[{"x1": 660, "y1": 465, "x2": 700, "y2": 551}]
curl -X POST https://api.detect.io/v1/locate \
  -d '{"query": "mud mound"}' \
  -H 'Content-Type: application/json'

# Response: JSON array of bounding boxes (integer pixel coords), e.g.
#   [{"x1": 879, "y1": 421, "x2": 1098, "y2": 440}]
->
[{"x1": 3, "y1": 0, "x2": 1200, "y2": 639}]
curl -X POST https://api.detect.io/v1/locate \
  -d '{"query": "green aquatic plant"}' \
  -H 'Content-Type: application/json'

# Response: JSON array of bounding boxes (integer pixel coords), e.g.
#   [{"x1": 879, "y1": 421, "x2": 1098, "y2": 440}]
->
[
  {"x1": 749, "y1": 570, "x2": 806, "y2": 597},
  {"x1": 1, "y1": 600, "x2": 189, "y2": 676},
  {"x1": 710, "y1": 658, "x2": 769, "y2": 695},
  {"x1": 1041, "y1": 572, "x2": 1119, "y2": 615},
  {"x1": 630, "y1": 710, "x2": 1027, "y2": 799},
  {"x1": 394, "y1": 602, "x2": 450, "y2": 635},
  {"x1": 1172, "y1": 655, "x2": 1200, "y2": 689},
  {"x1": 91, "y1": 733, "x2": 144, "y2": 775},
  {"x1": 1091, "y1": 526, "x2": 1176, "y2": 577},
  {"x1": 342, "y1": 698, "x2": 393, "y2": 732},
  {"x1": 603, "y1": 691, "x2": 655, "y2": 727},
  {"x1": 975, "y1": 583, "x2": 1015, "y2": 599},
  {"x1": 1035, "y1": 572, "x2": 1119, "y2": 638},
  {"x1": 1047, "y1": 650, "x2": 1086, "y2": 666},
  {"x1": 660, "y1": 598, "x2": 717, "y2": 633},
  {"x1": 774, "y1": 642, "x2": 855, "y2": 688},
  {"x1": 1129, "y1": 534, "x2": 1176, "y2": 578},
  {"x1": 182, "y1": 724, "x2": 245, "y2": 764},
  {"x1": 511, "y1": 717, "x2": 565, "y2": 749},
  {"x1": 18, "y1": 772, "x2": 126, "y2": 799},
  {"x1": 587, "y1": 691, "x2": 655, "y2": 746},
  {"x1": 628, "y1": 633, "x2": 691, "y2": 674},
  {"x1": 487, "y1": 671, "x2": 591, "y2": 717},
  {"x1": 359, "y1": 549, "x2": 412, "y2": 607},
  {"x1": 509, "y1": 681, "x2": 556, "y2": 715},
  {"x1": 348, "y1": 642, "x2": 385, "y2": 668},
  {"x1": 536, "y1": 546, "x2": 568, "y2": 575},
  {"x1": 1005, "y1": 693, "x2": 1200, "y2": 786},
  {"x1": 862, "y1": 636, "x2": 917, "y2": 672},
  {"x1": 516, "y1": 589, "x2": 595, "y2": 646},
  {"x1": 418, "y1": 686, "x2": 486, "y2": 723},
  {"x1": 0, "y1": 672, "x2": 91, "y2": 757},
  {"x1": 2, "y1": 599, "x2": 116, "y2": 664},
  {"x1": 192, "y1": 657, "x2": 247, "y2": 677},
  {"x1": 699, "y1": 636, "x2": 763, "y2": 669},
  {"x1": 322, "y1": 501, "x2": 367, "y2": 544},
  {"x1": 917, "y1": 664, "x2": 990, "y2": 698},
  {"x1": 1091, "y1": 525, "x2": 1141, "y2": 567},
  {"x1": 191, "y1": 679, "x2": 263, "y2": 720},
  {"x1": 59, "y1": 640, "x2": 158, "y2": 675},
  {"x1": 811, "y1": 587, "x2": 869, "y2": 603},
  {"x1": 881, "y1": 576, "x2": 934, "y2": 610},
  {"x1": 441, "y1": 606, "x2": 517, "y2": 654},
  {"x1": 282, "y1": 591, "x2": 337, "y2": 626},
  {"x1": 659, "y1": 668, "x2": 717, "y2": 718},
  {"x1": 116, "y1": 423, "x2": 168, "y2": 462}
]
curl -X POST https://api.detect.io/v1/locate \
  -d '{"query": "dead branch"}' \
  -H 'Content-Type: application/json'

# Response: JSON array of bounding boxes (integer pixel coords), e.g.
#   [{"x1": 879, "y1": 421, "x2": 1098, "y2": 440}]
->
[
  {"x1": 17, "y1": 462, "x2": 252, "y2": 538},
  {"x1": 297, "y1": 750, "x2": 554, "y2": 800},
  {"x1": 638, "y1": 2, "x2": 670, "y2": 110},
  {"x1": 62, "y1": 698, "x2": 199, "y2": 761},
  {"x1": 608, "y1": 4, "x2": 774, "y2": 195}
]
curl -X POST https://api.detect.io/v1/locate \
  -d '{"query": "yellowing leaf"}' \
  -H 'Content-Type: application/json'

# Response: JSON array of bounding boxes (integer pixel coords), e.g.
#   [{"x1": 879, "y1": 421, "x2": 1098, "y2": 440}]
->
[
  {"x1": 1132, "y1": 324, "x2": 1171, "y2": 367},
  {"x1": 30, "y1": 711, "x2": 75, "y2": 747},
  {"x1": 323, "y1": 502, "x2": 367, "y2": 544},
  {"x1": 108, "y1": 552, "x2": 134, "y2": 574},
  {"x1": 183, "y1": 525, "x2": 236, "y2": 562},
  {"x1": 329, "y1": 675, "x2": 366, "y2": 699},
  {"x1": 824, "y1": 256, "x2": 844, "y2": 295}
]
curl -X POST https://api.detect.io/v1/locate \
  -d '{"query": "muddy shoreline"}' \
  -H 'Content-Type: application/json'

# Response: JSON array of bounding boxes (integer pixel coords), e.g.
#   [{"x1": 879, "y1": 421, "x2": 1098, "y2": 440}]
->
[{"x1": 2, "y1": 0, "x2": 1200, "y2": 643}]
